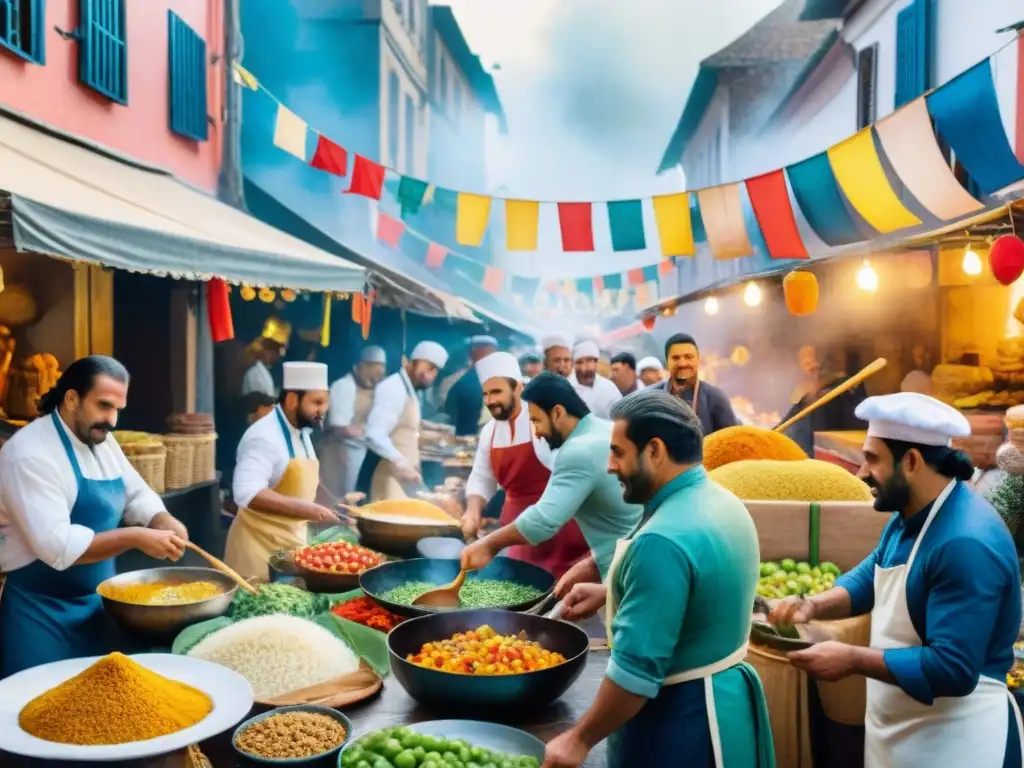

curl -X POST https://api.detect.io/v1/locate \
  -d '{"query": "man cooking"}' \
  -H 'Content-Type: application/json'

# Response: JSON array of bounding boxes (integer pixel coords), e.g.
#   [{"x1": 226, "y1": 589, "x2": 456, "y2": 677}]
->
[
  {"x1": 569, "y1": 341, "x2": 622, "y2": 419},
  {"x1": 366, "y1": 341, "x2": 449, "y2": 500},
  {"x1": 0, "y1": 356, "x2": 190, "y2": 677},
  {"x1": 542, "y1": 333, "x2": 574, "y2": 377},
  {"x1": 444, "y1": 335, "x2": 498, "y2": 437},
  {"x1": 226, "y1": 361, "x2": 339, "y2": 580},
  {"x1": 519, "y1": 351, "x2": 543, "y2": 382},
  {"x1": 650, "y1": 333, "x2": 737, "y2": 435},
  {"x1": 609, "y1": 352, "x2": 640, "y2": 395},
  {"x1": 770, "y1": 392, "x2": 1023, "y2": 767},
  {"x1": 319, "y1": 346, "x2": 387, "y2": 500},
  {"x1": 462, "y1": 372, "x2": 640, "y2": 581},
  {"x1": 542, "y1": 390, "x2": 773, "y2": 768},
  {"x1": 637, "y1": 357, "x2": 666, "y2": 387}
]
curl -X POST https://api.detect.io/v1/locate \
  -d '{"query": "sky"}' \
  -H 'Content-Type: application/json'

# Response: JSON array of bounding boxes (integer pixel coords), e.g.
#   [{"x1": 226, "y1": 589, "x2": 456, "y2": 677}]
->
[{"x1": 439, "y1": 0, "x2": 786, "y2": 276}]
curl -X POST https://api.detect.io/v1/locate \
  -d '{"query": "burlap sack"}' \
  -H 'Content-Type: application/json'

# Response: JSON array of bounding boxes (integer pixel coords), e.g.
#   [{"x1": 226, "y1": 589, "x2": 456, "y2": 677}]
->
[
  {"x1": 811, "y1": 614, "x2": 871, "y2": 726},
  {"x1": 747, "y1": 644, "x2": 813, "y2": 768}
]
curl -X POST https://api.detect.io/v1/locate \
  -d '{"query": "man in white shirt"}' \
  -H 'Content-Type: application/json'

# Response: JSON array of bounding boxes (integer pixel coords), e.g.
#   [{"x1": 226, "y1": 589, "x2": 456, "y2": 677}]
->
[
  {"x1": 637, "y1": 356, "x2": 666, "y2": 387},
  {"x1": 319, "y1": 346, "x2": 387, "y2": 500},
  {"x1": 365, "y1": 341, "x2": 449, "y2": 501},
  {"x1": 241, "y1": 336, "x2": 284, "y2": 398},
  {"x1": 226, "y1": 361, "x2": 339, "y2": 580},
  {"x1": 542, "y1": 333, "x2": 574, "y2": 377},
  {"x1": 569, "y1": 340, "x2": 622, "y2": 419},
  {"x1": 0, "y1": 355, "x2": 189, "y2": 677}
]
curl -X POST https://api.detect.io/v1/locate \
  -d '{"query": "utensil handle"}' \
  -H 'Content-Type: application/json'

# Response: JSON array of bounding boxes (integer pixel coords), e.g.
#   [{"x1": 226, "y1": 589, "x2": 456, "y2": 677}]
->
[
  {"x1": 185, "y1": 541, "x2": 259, "y2": 595},
  {"x1": 774, "y1": 357, "x2": 887, "y2": 433}
]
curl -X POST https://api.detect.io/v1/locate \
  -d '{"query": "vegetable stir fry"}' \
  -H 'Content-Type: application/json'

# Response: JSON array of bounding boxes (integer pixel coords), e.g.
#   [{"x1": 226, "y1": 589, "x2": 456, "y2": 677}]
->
[{"x1": 406, "y1": 624, "x2": 566, "y2": 675}]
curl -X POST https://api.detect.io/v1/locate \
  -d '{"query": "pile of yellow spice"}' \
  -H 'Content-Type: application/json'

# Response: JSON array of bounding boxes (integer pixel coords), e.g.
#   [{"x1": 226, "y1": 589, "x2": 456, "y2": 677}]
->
[
  {"x1": 98, "y1": 580, "x2": 223, "y2": 606},
  {"x1": 19, "y1": 652, "x2": 213, "y2": 745}
]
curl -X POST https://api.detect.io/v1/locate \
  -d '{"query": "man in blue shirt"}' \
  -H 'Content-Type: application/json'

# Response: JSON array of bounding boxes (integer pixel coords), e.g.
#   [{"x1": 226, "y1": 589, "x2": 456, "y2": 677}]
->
[
  {"x1": 647, "y1": 333, "x2": 737, "y2": 436},
  {"x1": 771, "y1": 392, "x2": 1023, "y2": 767}
]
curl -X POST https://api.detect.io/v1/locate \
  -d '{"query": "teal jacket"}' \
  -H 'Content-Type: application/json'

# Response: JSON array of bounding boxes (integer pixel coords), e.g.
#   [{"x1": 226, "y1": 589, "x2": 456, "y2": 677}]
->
[{"x1": 515, "y1": 415, "x2": 642, "y2": 578}]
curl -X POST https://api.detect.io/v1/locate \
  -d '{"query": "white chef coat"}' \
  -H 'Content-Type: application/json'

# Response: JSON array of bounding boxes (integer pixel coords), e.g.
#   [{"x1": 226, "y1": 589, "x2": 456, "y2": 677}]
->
[
  {"x1": 233, "y1": 406, "x2": 316, "y2": 509},
  {"x1": 568, "y1": 373, "x2": 623, "y2": 419},
  {"x1": 0, "y1": 414, "x2": 166, "y2": 572},
  {"x1": 241, "y1": 361, "x2": 276, "y2": 398},
  {"x1": 466, "y1": 406, "x2": 555, "y2": 502},
  {"x1": 365, "y1": 370, "x2": 417, "y2": 468},
  {"x1": 327, "y1": 373, "x2": 363, "y2": 449}
]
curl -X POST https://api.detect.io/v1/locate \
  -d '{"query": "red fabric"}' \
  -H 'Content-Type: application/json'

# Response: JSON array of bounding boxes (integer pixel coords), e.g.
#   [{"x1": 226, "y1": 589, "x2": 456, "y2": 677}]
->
[
  {"x1": 352, "y1": 292, "x2": 364, "y2": 324},
  {"x1": 310, "y1": 134, "x2": 348, "y2": 176},
  {"x1": 658, "y1": 258, "x2": 674, "y2": 275},
  {"x1": 425, "y1": 242, "x2": 447, "y2": 268},
  {"x1": 346, "y1": 155, "x2": 385, "y2": 199},
  {"x1": 377, "y1": 211, "x2": 405, "y2": 247},
  {"x1": 206, "y1": 278, "x2": 234, "y2": 342},
  {"x1": 745, "y1": 170, "x2": 809, "y2": 259},
  {"x1": 490, "y1": 421, "x2": 590, "y2": 580},
  {"x1": 557, "y1": 203, "x2": 595, "y2": 251},
  {"x1": 627, "y1": 268, "x2": 645, "y2": 286},
  {"x1": 361, "y1": 294, "x2": 373, "y2": 340},
  {"x1": 483, "y1": 266, "x2": 505, "y2": 293}
]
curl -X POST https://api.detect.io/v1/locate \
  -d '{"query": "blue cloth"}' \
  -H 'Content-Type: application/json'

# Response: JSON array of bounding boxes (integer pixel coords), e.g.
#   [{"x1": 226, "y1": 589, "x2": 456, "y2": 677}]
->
[
  {"x1": 786, "y1": 153, "x2": 865, "y2": 246},
  {"x1": 927, "y1": 60, "x2": 1024, "y2": 196},
  {"x1": 444, "y1": 368, "x2": 483, "y2": 437},
  {"x1": 0, "y1": 413, "x2": 128, "y2": 677},
  {"x1": 646, "y1": 379, "x2": 738, "y2": 436},
  {"x1": 835, "y1": 481, "x2": 1021, "y2": 705}
]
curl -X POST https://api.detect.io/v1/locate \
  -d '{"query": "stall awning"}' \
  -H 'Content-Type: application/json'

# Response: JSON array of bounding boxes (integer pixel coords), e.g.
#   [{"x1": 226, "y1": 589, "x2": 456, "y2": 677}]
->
[{"x1": 0, "y1": 112, "x2": 365, "y2": 293}]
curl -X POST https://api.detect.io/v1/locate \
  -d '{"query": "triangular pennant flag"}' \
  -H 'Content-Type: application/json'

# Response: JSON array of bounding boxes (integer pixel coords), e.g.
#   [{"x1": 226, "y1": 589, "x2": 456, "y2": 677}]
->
[
  {"x1": 641, "y1": 265, "x2": 659, "y2": 282},
  {"x1": 652, "y1": 192, "x2": 695, "y2": 257},
  {"x1": 607, "y1": 200, "x2": 646, "y2": 252},
  {"x1": 456, "y1": 193, "x2": 492, "y2": 246},
  {"x1": 231, "y1": 61, "x2": 259, "y2": 90},
  {"x1": 425, "y1": 242, "x2": 448, "y2": 268},
  {"x1": 627, "y1": 268, "x2": 646, "y2": 286},
  {"x1": 604, "y1": 273, "x2": 623, "y2": 291},
  {"x1": 377, "y1": 211, "x2": 405, "y2": 248},
  {"x1": 310, "y1": 134, "x2": 348, "y2": 177},
  {"x1": 346, "y1": 155, "x2": 385, "y2": 199},
  {"x1": 398, "y1": 177, "x2": 431, "y2": 216},
  {"x1": 557, "y1": 203, "x2": 595, "y2": 251},
  {"x1": 575, "y1": 277, "x2": 594, "y2": 296},
  {"x1": 483, "y1": 266, "x2": 505, "y2": 293},
  {"x1": 657, "y1": 258, "x2": 675, "y2": 276},
  {"x1": 506, "y1": 200, "x2": 539, "y2": 251},
  {"x1": 273, "y1": 104, "x2": 309, "y2": 161},
  {"x1": 593, "y1": 276, "x2": 605, "y2": 293}
]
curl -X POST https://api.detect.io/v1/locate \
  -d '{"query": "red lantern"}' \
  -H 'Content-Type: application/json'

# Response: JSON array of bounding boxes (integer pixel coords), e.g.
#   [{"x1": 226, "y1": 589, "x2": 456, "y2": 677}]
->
[
  {"x1": 642, "y1": 315, "x2": 656, "y2": 330},
  {"x1": 989, "y1": 235, "x2": 1024, "y2": 286}
]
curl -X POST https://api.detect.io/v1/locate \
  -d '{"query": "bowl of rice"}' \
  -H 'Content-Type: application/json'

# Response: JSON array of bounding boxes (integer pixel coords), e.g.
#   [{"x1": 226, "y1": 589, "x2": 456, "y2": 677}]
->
[{"x1": 232, "y1": 704, "x2": 353, "y2": 764}]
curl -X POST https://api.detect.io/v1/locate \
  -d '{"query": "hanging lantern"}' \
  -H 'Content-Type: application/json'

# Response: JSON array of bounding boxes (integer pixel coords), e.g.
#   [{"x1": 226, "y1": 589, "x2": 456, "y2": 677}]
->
[
  {"x1": 258, "y1": 287, "x2": 276, "y2": 303},
  {"x1": 280, "y1": 288, "x2": 297, "y2": 303},
  {"x1": 990, "y1": 235, "x2": 1024, "y2": 286},
  {"x1": 642, "y1": 315, "x2": 656, "y2": 330},
  {"x1": 239, "y1": 285, "x2": 256, "y2": 301},
  {"x1": 730, "y1": 346, "x2": 751, "y2": 367},
  {"x1": 782, "y1": 271, "x2": 819, "y2": 316}
]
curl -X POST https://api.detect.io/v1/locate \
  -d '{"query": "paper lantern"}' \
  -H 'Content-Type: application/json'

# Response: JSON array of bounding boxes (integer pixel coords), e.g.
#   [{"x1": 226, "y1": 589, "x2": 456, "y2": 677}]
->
[
  {"x1": 642, "y1": 315, "x2": 656, "y2": 330},
  {"x1": 782, "y1": 271, "x2": 819, "y2": 316},
  {"x1": 989, "y1": 235, "x2": 1024, "y2": 286}
]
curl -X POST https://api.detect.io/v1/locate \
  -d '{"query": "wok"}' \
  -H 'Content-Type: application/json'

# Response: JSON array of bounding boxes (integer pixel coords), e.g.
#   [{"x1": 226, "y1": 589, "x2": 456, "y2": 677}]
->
[
  {"x1": 355, "y1": 514, "x2": 461, "y2": 558},
  {"x1": 387, "y1": 609, "x2": 589, "y2": 710},
  {"x1": 360, "y1": 558, "x2": 554, "y2": 619}
]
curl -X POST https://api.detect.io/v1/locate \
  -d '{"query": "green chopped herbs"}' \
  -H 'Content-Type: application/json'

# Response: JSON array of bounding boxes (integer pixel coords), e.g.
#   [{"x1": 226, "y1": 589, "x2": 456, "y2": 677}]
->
[
  {"x1": 229, "y1": 583, "x2": 319, "y2": 620},
  {"x1": 378, "y1": 578, "x2": 544, "y2": 608}
]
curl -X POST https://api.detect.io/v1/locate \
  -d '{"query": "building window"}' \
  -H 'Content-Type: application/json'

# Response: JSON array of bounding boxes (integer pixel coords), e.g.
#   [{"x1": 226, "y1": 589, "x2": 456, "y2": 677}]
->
[
  {"x1": 167, "y1": 12, "x2": 207, "y2": 142},
  {"x1": 895, "y1": 0, "x2": 933, "y2": 108},
  {"x1": 856, "y1": 43, "x2": 877, "y2": 130},
  {"x1": 78, "y1": 0, "x2": 127, "y2": 105},
  {"x1": 0, "y1": 0, "x2": 45, "y2": 64},
  {"x1": 439, "y1": 56, "x2": 448, "y2": 107},
  {"x1": 388, "y1": 71, "x2": 400, "y2": 167},
  {"x1": 404, "y1": 94, "x2": 415, "y2": 175}
]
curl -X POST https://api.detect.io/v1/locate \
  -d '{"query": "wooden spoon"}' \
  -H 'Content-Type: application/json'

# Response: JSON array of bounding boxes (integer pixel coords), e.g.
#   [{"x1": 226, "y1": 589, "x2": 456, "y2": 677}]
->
[
  {"x1": 412, "y1": 569, "x2": 468, "y2": 608},
  {"x1": 185, "y1": 541, "x2": 260, "y2": 596},
  {"x1": 774, "y1": 357, "x2": 887, "y2": 433}
]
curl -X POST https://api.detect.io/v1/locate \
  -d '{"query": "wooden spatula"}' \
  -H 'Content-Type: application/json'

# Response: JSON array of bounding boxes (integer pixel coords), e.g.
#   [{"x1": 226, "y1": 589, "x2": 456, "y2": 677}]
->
[
  {"x1": 412, "y1": 569, "x2": 467, "y2": 608},
  {"x1": 185, "y1": 541, "x2": 259, "y2": 596}
]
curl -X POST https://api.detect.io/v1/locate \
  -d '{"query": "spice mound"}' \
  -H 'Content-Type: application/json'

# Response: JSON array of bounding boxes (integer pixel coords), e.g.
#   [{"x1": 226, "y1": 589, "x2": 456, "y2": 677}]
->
[
  {"x1": 703, "y1": 425, "x2": 806, "y2": 471},
  {"x1": 407, "y1": 624, "x2": 566, "y2": 675},
  {"x1": 98, "y1": 580, "x2": 224, "y2": 606},
  {"x1": 236, "y1": 711, "x2": 347, "y2": 760},
  {"x1": 18, "y1": 652, "x2": 212, "y2": 745},
  {"x1": 331, "y1": 596, "x2": 403, "y2": 632},
  {"x1": 380, "y1": 578, "x2": 544, "y2": 608},
  {"x1": 709, "y1": 458, "x2": 874, "y2": 502}
]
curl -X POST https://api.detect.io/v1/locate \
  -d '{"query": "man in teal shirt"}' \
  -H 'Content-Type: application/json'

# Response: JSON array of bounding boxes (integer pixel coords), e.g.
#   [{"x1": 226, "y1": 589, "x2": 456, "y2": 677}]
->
[
  {"x1": 461, "y1": 373, "x2": 642, "y2": 580},
  {"x1": 544, "y1": 390, "x2": 774, "y2": 768}
]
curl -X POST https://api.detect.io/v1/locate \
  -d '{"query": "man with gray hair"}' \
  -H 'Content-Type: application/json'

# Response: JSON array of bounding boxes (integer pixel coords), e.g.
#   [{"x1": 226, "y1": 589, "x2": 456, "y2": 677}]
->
[
  {"x1": 319, "y1": 346, "x2": 387, "y2": 499},
  {"x1": 544, "y1": 390, "x2": 773, "y2": 768}
]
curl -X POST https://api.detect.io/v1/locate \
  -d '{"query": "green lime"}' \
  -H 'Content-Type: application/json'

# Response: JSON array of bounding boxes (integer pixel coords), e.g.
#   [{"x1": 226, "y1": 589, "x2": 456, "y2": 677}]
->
[
  {"x1": 760, "y1": 561, "x2": 779, "y2": 577},
  {"x1": 414, "y1": 746, "x2": 427, "y2": 761},
  {"x1": 797, "y1": 574, "x2": 814, "y2": 586},
  {"x1": 780, "y1": 558, "x2": 796, "y2": 571},
  {"x1": 381, "y1": 738, "x2": 404, "y2": 760},
  {"x1": 785, "y1": 579, "x2": 800, "y2": 595},
  {"x1": 795, "y1": 562, "x2": 811, "y2": 574},
  {"x1": 371, "y1": 758, "x2": 391, "y2": 768},
  {"x1": 810, "y1": 567, "x2": 822, "y2": 578},
  {"x1": 425, "y1": 751, "x2": 444, "y2": 763},
  {"x1": 820, "y1": 561, "x2": 840, "y2": 576},
  {"x1": 423, "y1": 762, "x2": 441, "y2": 768},
  {"x1": 443, "y1": 752, "x2": 459, "y2": 764},
  {"x1": 394, "y1": 749, "x2": 417, "y2": 768},
  {"x1": 355, "y1": 761, "x2": 372, "y2": 768}
]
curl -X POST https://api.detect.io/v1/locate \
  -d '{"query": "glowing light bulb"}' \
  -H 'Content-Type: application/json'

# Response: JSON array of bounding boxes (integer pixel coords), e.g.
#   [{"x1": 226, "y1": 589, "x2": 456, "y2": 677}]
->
[
  {"x1": 743, "y1": 282, "x2": 761, "y2": 308},
  {"x1": 961, "y1": 247, "x2": 982, "y2": 276},
  {"x1": 704, "y1": 296, "x2": 719, "y2": 316},
  {"x1": 856, "y1": 259, "x2": 878, "y2": 293}
]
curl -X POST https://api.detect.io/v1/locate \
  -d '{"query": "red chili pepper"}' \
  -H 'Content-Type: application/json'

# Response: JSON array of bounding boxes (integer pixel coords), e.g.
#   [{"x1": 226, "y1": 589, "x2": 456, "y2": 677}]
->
[{"x1": 331, "y1": 597, "x2": 402, "y2": 632}]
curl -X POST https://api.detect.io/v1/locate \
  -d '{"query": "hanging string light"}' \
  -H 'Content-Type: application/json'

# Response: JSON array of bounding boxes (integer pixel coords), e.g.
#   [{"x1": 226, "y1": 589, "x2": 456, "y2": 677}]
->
[
  {"x1": 704, "y1": 296, "x2": 719, "y2": 316},
  {"x1": 961, "y1": 246, "x2": 983, "y2": 276},
  {"x1": 856, "y1": 259, "x2": 879, "y2": 293},
  {"x1": 743, "y1": 281, "x2": 761, "y2": 308}
]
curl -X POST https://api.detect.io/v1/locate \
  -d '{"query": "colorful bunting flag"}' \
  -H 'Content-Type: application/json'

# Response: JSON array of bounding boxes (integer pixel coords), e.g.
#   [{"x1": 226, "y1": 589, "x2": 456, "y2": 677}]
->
[
  {"x1": 506, "y1": 200, "x2": 540, "y2": 251},
  {"x1": 320, "y1": 294, "x2": 332, "y2": 347},
  {"x1": 397, "y1": 177, "x2": 433, "y2": 216},
  {"x1": 310, "y1": 134, "x2": 348, "y2": 176},
  {"x1": 377, "y1": 211, "x2": 406, "y2": 247},
  {"x1": 745, "y1": 170, "x2": 809, "y2": 259},
  {"x1": 483, "y1": 266, "x2": 505, "y2": 293},
  {"x1": 346, "y1": 155, "x2": 385, "y2": 199},
  {"x1": 827, "y1": 128, "x2": 922, "y2": 233},
  {"x1": 627, "y1": 268, "x2": 646, "y2": 286},
  {"x1": 607, "y1": 200, "x2": 646, "y2": 252},
  {"x1": 206, "y1": 278, "x2": 234, "y2": 342},
  {"x1": 456, "y1": 193, "x2": 492, "y2": 246},
  {"x1": 657, "y1": 258, "x2": 675, "y2": 276},
  {"x1": 641, "y1": 265, "x2": 659, "y2": 282},
  {"x1": 558, "y1": 203, "x2": 595, "y2": 252},
  {"x1": 604, "y1": 273, "x2": 623, "y2": 291},
  {"x1": 231, "y1": 61, "x2": 259, "y2": 90},
  {"x1": 593, "y1": 276, "x2": 605, "y2": 293},
  {"x1": 786, "y1": 153, "x2": 864, "y2": 246},
  {"x1": 425, "y1": 242, "x2": 448, "y2": 268},
  {"x1": 432, "y1": 187, "x2": 459, "y2": 213},
  {"x1": 635, "y1": 283, "x2": 650, "y2": 306},
  {"x1": 510, "y1": 275, "x2": 541, "y2": 298},
  {"x1": 575, "y1": 277, "x2": 594, "y2": 296},
  {"x1": 273, "y1": 105, "x2": 308, "y2": 161},
  {"x1": 651, "y1": 192, "x2": 695, "y2": 257},
  {"x1": 697, "y1": 184, "x2": 754, "y2": 259}
]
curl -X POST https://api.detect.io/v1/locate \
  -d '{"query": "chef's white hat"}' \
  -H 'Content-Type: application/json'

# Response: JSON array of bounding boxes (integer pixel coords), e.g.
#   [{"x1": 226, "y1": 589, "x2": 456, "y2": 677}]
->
[
  {"x1": 283, "y1": 362, "x2": 329, "y2": 392},
  {"x1": 855, "y1": 392, "x2": 970, "y2": 447},
  {"x1": 411, "y1": 341, "x2": 449, "y2": 369},
  {"x1": 541, "y1": 333, "x2": 573, "y2": 352},
  {"x1": 637, "y1": 356, "x2": 663, "y2": 374},
  {"x1": 573, "y1": 340, "x2": 600, "y2": 361},
  {"x1": 476, "y1": 351, "x2": 522, "y2": 385},
  {"x1": 360, "y1": 346, "x2": 387, "y2": 365}
]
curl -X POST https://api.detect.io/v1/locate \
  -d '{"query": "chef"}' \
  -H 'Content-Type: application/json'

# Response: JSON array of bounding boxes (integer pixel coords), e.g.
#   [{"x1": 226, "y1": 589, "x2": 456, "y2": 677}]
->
[
  {"x1": 650, "y1": 333, "x2": 737, "y2": 435},
  {"x1": 569, "y1": 341, "x2": 621, "y2": 419},
  {"x1": 637, "y1": 357, "x2": 666, "y2": 387},
  {"x1": 0, "y1": 356, "x2": 190, "y2": 677},
  {"x1": 770, "y1": 392, "x2": 1023, "y2": 767},
  {"x1": 609, "y1": 352, "x2": 639, "y2": 395},
  {"x1": 519, "y1": 351, "x2": 543, "y2": 382},
  {"x1": 365, "y1": 341, "x2": 449, "y2": 500},
  {"x1": 241, "y1": 317, "x2": 290, "y2": 398},
  {"x1": 542, "y1": 391, "x2": 772, "y2": 768},
  {"x1": 319, "y1": 346, "x2": 387, "y2": 500},
  {"x1": 226, "y1": 361, "x2": 339, "y2": 580},
  {"x1": 444, "y1": 336, "x2": 498, "y2": 436},
  {"x1": 462, "y1": 372, "x2": 639, "y2": 581},
  {"x1": 542, "y1": 333, "x2": 574, "y2": 377}
]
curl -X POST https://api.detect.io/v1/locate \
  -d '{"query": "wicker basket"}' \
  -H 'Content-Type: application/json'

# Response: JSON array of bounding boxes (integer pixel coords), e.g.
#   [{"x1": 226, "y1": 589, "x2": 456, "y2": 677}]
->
[
  {"x1": 191, "y1": 432, "x2": 217, "y2": 485},
  {"x1": 121, "y1": 440, "x2": 167, "y2": 494},
  {"x1": 163, "y1": 435, "x2": 197, "y2": 491}
]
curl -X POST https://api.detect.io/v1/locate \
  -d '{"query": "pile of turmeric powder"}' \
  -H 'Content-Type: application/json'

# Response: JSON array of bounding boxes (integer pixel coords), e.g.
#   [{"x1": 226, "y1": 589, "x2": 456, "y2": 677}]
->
[
  {"x1": 19, "y1": 652, "x2": 213, "y2": 745},
  {"x1": 703, "y1": 425, "x2": 807, "y2": 471}
]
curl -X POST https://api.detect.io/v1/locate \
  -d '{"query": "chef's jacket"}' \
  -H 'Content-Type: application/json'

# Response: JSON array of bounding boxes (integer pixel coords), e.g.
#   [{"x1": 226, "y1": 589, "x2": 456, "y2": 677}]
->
[
  {"x1": 0, "y1": 413, "x2": 166, "y2": 572},
  {"x1": 465, "y1": 406, "x2": 554, "y2": 501},
  {"x1": 365, "y1": 370, "x2": 417, "y2": 469},
  {"x1": 241, "y1": 361, "x2": 276, "y2": 398},
  {"x1": 568, "y1": 373, "x2": 623, "y2": 420},
  {"x1": 233, "y1": 406, "x2": 316, "y2": 509},
  {"x1": 327, "y1": 373, "x2": 366, "y2": 450}
]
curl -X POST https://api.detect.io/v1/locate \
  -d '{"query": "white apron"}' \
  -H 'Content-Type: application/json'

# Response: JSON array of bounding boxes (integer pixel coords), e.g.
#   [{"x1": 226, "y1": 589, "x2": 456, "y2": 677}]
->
[{"x1": 865, "y1": 480, "x2": 1024, "y2": 767}]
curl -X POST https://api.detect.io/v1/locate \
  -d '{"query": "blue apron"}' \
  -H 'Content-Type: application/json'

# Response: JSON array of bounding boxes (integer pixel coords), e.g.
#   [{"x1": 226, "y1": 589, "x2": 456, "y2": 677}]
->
[{"x1": 0, "y1": 412, "x2": 128, "y2": 677}]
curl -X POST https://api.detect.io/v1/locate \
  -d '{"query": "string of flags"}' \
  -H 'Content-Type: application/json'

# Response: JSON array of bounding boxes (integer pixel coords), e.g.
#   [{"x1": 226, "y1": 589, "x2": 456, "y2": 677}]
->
[{"x1": 233, "y1": 37, "x2": 1022, "y2": 263}]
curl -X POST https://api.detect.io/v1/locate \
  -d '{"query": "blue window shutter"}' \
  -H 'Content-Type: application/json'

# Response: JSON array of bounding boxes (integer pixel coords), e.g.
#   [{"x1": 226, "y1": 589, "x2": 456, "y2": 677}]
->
[
  {"x1": 168, "y1": 11, "x2": 207, "y2": 141},
  {"x1": 0, "y1": 0, "x2": 46, "y2": 64},
  {"x1": 79, "y1": 0, "x2": 127, "y2": 104},
  {"x1": 895, "y1": 0, "x2": 933, "y2": 108},
  {"x1": 915, "y1": 0, "x2": 934, "y2": 93},
  {"x1": 388, "y1": 72, "x2": 400, "y2": 167}
]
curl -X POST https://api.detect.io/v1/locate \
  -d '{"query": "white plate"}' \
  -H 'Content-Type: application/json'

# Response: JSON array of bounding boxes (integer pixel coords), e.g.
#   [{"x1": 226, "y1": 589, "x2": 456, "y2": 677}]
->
[{"x1": 0, "y1": 653, "x2": 254, "y2": 761}]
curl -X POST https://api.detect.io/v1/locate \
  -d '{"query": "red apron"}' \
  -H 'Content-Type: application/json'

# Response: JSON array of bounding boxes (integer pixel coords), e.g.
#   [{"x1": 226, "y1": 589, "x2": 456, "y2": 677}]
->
[{"x1": 491, "y1": 420, "x2": 590, "y2": 580}]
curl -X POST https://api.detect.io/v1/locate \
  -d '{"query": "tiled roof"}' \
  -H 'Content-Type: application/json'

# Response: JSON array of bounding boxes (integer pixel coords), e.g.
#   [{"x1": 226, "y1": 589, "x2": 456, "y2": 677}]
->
[{"x1": 704, "y1": 0, "x2": 838, "y2": 68}]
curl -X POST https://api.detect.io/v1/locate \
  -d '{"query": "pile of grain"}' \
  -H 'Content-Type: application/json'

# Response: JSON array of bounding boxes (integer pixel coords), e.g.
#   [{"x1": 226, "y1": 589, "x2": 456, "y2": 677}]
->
[
  {"x1": 703, "y1": 426, "x2": 807, "y2": 471},
  {"x1": 709, "y1": 459, "x2": 873, "y2": 502}
]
